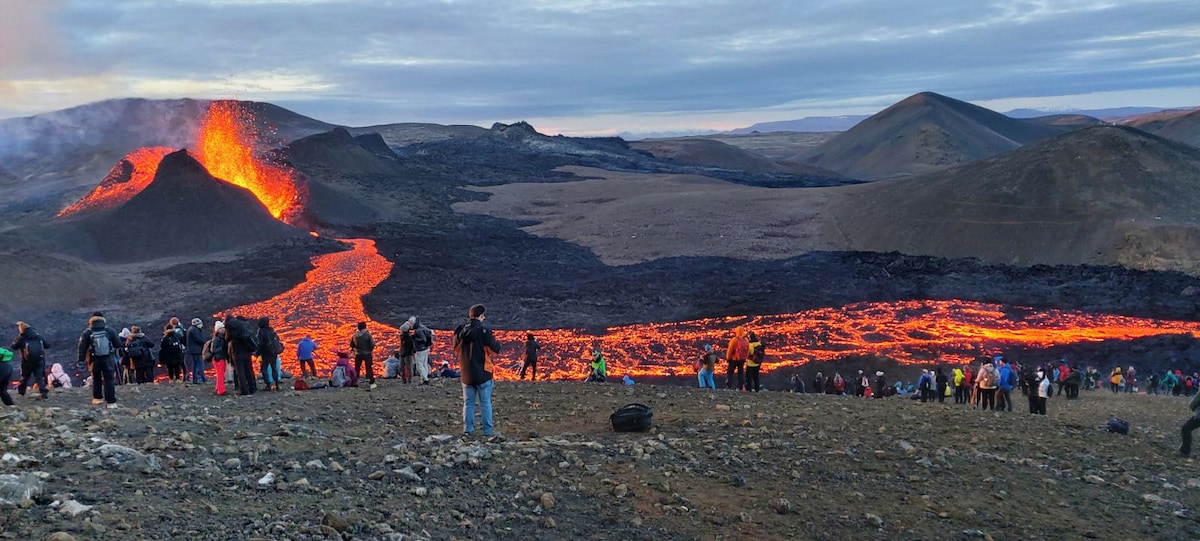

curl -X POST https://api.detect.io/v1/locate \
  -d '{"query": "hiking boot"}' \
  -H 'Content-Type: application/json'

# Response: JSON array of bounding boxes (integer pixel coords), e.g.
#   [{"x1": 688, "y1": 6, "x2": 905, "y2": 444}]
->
[
  {"x1": 106, "y1": 403, "x2": 119, "y2": 409},
  {"x1": 91, "y1": 398, "x2": 104, "y2": 405},
  {"x1": 370, "y1": 383, "x2": 378, "y2": 390}
]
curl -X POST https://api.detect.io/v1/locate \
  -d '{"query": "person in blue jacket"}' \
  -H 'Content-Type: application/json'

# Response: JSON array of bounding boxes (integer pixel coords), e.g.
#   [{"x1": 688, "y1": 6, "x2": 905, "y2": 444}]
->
[
  {"x1": 296, "y1": 336, "x2": 318, "y2": 379},
  {"x1": 996, "y1": 357, "x2": 1015, "y2": 412}
]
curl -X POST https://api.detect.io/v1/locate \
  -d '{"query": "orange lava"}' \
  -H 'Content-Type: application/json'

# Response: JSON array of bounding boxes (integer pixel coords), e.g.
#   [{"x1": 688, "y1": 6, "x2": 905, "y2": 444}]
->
[
  {"x1": 218, "y1": 236, "x2": 1200, "y2": 382},
  {"x1": 222, "y1": 238, "x2": 400, "y2": 372},
  {"x1": 57, "y1": 146, "x2": 173, "y2": 217},
  {"x1": 196, "y1": 101, "x2": 304, "y2": 223}
]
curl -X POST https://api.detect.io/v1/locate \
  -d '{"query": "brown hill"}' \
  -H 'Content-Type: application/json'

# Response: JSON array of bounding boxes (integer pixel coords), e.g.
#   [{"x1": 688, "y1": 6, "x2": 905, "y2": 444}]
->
[
  {"x1": 828, "y1": 125, "x2": 1200, "y2": 270},
  {"x1": 42, "y1": 149, "x2": 304, "y2": 262},
  {"x1": 282, "y1": 128, "x2": 407, "y2": 226},
  {"x1": 1021, "y1": 114, "x2": 1102, "y2": 129},
  {"x1": 807, "y1": 92, "x2": 1072, "y2": 179},
  {"x1": 1124, "y1": 108, "x2": 1200, "y2": 148},
  {"x1": 630, "y1": 137, "x2": 843, "y2": 178}
]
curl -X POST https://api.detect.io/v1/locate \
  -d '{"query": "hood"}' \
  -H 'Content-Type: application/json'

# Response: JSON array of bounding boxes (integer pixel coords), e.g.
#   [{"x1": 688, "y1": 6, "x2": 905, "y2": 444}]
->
[
  {"x1": 257, "y1": 316, "x2": 270, "y2": 328},
  {"x1": 50, "y1": 363, "x2": 65, "y2": 376},
  {"x1": 19, "y1": 327, "x2": 38, "y2": 340},
  {"x1": 131, "y1": 332, "x2": 145, "y2": 339},
  {"x1": 88, "y1": 315, "x2": 107, "y2": 330}
]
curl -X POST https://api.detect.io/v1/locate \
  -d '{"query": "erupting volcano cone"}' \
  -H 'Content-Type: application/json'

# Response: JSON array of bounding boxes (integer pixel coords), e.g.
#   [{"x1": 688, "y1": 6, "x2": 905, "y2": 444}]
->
[
  {"x1": 46, "y1": 149, "x2": 304, "y2": 262},
  {"x1": 57, "y1": 146, "x2": 173, "y2": 218}
]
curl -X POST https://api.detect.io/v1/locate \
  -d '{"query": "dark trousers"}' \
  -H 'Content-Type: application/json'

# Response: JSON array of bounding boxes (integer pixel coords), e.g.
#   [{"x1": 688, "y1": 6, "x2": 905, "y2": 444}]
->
[
  {"x1": 1028, "y1": 392, "x2": 1039, "y2": 414},
  {"x1": 520, "y1": 359, "x2": 537, "y2": 380},
  {"x1": 1181, "y1": 416, "x2": 1200, "y2": 455},
  {"x1": 234, "y1": 357, "x2": 256, "y2": 395},
  {"x1": 166, "y1": 360, "x2": 183, "y2": 381},
  {"x1": 746, "y1": 366, "x2": 761, "y2": 392},
  {"x1": 1035, "y1": 397, "x2": 1047, "y2": 415},
  {"x1": 0, "y1": 362, "x2": 14, "y2": 406},
  {"x1": 135, "y1": 364, "x2": 154, "y2": 384},
  {"x1": 979, "y1": 388, "x2": 996, "y2": 410},
  {"x1": 955, "y1": 386, "x2": 968, "y2": 404},
  {"x1": 18, "y1": 358, "x2": 47, "y2": 398},
  {"x1": 726, "y1": 361, "x2": 745, "y2": 390},
  {"x1": 298, "y1": 358, "x2": 317, "y2": 378},
  {"x1": 355, "y1": 353, "x2": 374, "y2": 384},
  {"x1": 91, "y1": 356, "x2": 117, "y2": 404},
  {"x1": 936, "y1": 383, "x2": 947, "y2": 403},
  {"x1": 997, "y1": 389, "x2": 1013, "y2": 411}
]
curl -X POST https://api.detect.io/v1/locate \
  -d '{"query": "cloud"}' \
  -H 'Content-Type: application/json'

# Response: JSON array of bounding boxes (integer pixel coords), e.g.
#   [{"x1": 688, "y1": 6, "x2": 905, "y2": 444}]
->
[{"x1": 2, "y1": 0, "x2": 1199, "y2": 132}]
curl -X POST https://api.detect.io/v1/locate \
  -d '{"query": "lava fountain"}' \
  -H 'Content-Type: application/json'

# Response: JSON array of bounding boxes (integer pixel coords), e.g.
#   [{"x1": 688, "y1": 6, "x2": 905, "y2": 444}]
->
[
  {"x1": 196, "y1": 101, "x2": 305, "y2": 223},
  {"x1": 57, "y1": 146, "x2": 173, "y2": 217}
]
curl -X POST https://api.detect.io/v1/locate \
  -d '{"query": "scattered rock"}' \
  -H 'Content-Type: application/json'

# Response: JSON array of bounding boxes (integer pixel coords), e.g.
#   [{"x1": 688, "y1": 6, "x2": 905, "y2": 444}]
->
[
  {"x1": 45, "y1": 533, "x2": 76, "y2": 541},
  {"x1": 329, "y1": 461, "x2": 346, "y2": 473},
  {"x1": 612, "y1": 484, "x2": 628, "y2": 498},
  {"x1": 95, "y1": 444, "x2": 161, "y2": 474},
  {"x1": 223, "y1": 458, "x2": 242, "y2": 471},
  {"x1": 0, "y1": 473, "x2": 44, "y2": 505},
  {"x1": 774, "y1": 498, "x2": 793, "y2": 514},
  {"x1": 730, "y1": 475, "x2": 746, "y2": 488},
  {"x1": 322, "y1": 512, "x2": 351, "y2": 532},
  {"x1": 368, "y1": 470, "x2": 386, "y2": 481},
  {"x1": 866, "y1": 513, "x2": 884, "y2": 528},
  {"x1": 56, "y1": 499, "x2": 93, "y2": 517},
  {"x1": 257, "y1": 472, "x2": 275, "y2": 486},
  {"x1": 540, "y1": 492, "x2": 555, "y2": 510}
]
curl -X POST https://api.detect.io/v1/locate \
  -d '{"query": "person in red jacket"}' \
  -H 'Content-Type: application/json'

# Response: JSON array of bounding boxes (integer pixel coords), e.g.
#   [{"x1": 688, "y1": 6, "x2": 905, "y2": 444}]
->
[{"x1": 725, "y1": 327, "x2": 750, "y2": 391}]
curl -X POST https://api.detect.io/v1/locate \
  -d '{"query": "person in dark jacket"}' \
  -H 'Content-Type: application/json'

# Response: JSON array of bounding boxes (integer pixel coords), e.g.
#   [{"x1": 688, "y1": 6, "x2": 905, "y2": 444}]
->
[
  {"x1": 873, "y1": 371, "x2": 886, "y2": 399},
  {"x1": 210, "y1": 321, "x2": 230, "y2": 396},
  {"x1": 398, "y1": 322, "x2": 415, "y2": 384},
  {"x1": 457, "y1": 304, "x2": 501, "y2": 438},
  {"x1": 225, "y1": 315, "x2": 257, "y2": 395},
  {"x1": 521, "y1": 333, "x2": 541, "y2": 380},
  {"x1": 255, "y1": 317, "x2": 282, "y2": 391},
  {"x1": 411, "y1": 316, "x2": 434, "y2": 385},
  {"x1": 349, "y1": 322, "x2": 376, "y2": 388},
  {"x1": 935, "y1": 366, "x2": 948, "y2": 403},
  {"x1": 12, "y1": 321, "x2": 50, "y2": 400},
  {"x1": 126, "y1": 326, "x2": 157, "y2": 386},
  {"x1": 185, "y1": 318, "x2": 207, "y2": 384},
  {"x1": 77, "y1": 313, "x2": 120, "y2": 407},
  {"x1": 159, "y1": 324, "x2": 185, "y2": 382}
]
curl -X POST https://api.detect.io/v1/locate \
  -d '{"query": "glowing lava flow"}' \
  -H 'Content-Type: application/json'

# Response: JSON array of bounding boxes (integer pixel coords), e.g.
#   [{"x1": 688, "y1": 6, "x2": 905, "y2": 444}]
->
[
  {"x1": 197, "y1": 101, "x2": 304, "y2": 222},
  {"x1": 456, "y1": 301, "x2": 1200, "y2": 381},
  {"x1": 223, "y1": 238, "x2": 399, "y2": 373},
  {"x1": 57, "y1": 146, "x2": 173, "y2": 217}
]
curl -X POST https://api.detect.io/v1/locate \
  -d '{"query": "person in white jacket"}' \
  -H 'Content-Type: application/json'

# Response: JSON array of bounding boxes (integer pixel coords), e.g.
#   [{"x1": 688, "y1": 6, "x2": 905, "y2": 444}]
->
[{"x1": 47, "y1": 363, "x2": 72, "y2": 388}]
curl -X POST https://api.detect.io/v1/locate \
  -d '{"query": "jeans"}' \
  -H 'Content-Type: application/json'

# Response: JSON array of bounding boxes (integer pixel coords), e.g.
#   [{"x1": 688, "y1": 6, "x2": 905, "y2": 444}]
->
[
  {"x1": 997, "y1": 389, "x2": 1013, "y2": 411},
  {"x1": 463, "y1": 379, "x2": 495, "y2": 436},
  {"x1": 0, "y1": 362, "x2": 14, "y2": 406},
  {"x1": 18, "y1": 358, "x2": 47, "y2": 398},
  {"x1": 187, "y1": 354, "x2": 207, "y2": 383},
  {"x1": 260, "y1": 355, "x2": 281, "y2": 386},
  {"x1": 697, "y1": 368, "x2": 716, "y2": 389},
  {"x1": 91, "y1": 355, "x2": 117, "y2": 404}
]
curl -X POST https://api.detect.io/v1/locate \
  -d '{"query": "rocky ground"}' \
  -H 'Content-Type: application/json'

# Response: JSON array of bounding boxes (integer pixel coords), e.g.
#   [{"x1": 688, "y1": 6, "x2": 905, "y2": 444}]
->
[{"x1": 2, "y1": 379, "x2": 1199, "y2": 540}]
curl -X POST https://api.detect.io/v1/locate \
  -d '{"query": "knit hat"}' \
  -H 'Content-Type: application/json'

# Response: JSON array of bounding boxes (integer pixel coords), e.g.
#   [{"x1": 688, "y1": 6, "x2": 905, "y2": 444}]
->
[
  {"x1": 214, "y1": 321, "x2": 225, "y2": 332},
  {"x1": 191, "y1": 318, "x2": 202, "y2": 326}
]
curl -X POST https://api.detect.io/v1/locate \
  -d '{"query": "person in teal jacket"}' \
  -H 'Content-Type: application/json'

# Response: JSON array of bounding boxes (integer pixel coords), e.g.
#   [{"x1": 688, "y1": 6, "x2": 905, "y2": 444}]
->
[{"x1": 0, "y1": 347, "x2": 15, "y2": 406}]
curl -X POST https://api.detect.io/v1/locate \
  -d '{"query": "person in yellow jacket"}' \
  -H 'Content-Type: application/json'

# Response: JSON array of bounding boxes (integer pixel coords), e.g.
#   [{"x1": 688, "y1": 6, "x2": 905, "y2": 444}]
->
[
  {"x1": 952, "y1": 367, "x2": 967, "y2": 404},
  {"x1": 745, "y1": 331, "x2": 763, "y2": 393},
  {"x1": 1109, "y1": 366, "x2": 1123, "y2": 394}
]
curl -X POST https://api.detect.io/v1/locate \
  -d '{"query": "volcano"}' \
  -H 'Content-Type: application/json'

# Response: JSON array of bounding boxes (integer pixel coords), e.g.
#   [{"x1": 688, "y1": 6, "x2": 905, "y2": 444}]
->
[
  {"x1": 1125, "y1": 108, "x2": 1200, "y2": 148},
  {"x1": 46, "y1": 149, "x2": 305, "y2": 262},
  {"x1": 807, "y1": 92, "x2": 1074, "y2": 179}
]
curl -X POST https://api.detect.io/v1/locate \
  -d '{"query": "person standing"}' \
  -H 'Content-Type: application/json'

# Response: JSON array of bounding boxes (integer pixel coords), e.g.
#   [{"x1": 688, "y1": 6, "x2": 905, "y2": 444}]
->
[
  {"x1": 398, "y1": 321, "x2": 415, "y2": 384},
  {"x1": 12, "y1": 322, "x2": 50, "y2": 400},
  {"x1": 0, "y1": 347, "x2": 16, "y2": 406},
  {"x1": 411, "y1": 317, "x2": 434, "y2": 385},
  {"x1": 256, "y1": 317, "x2": 283, "y2": 391},
  {"x1": 996, "y1": 358, "x2": 1015, "y2": 412},
  {"x1": 977, "y1": 360, "x2": 999, "y2": 411},
  {"x1": 917, "y1": 369, "x2": 933, "y2": 403},
  {"x1": 210, "y1": 321, "x2": 229, "y2": 396},
  {"x1": 456, "y1": 304, "x2": 501, "y2": 438},
  {"x1": 159, "y1": 324, "x2": 185, "y2": 383},
  {"x1": 77, "y1": 313, "x2": 120, "y2": 407},
  {"x1": 745, "y1": 332, "x2": 763, "y2": 393},
  {"x1": 296, "y1": 335, "x2": 318, "y2": 379},
  {"x1": 725, "y1": 327, "x2": 749, "y2": 391},
  {"x1": 125, "y1": 326, "x2": 156, "y2": 387},
  {"x1": 350, "y1": 322, "x2": 376, "y2": 389},
  {"x1": 185, "y1": 318, "x2": 207, "y2": 384},
  {"x1": 873, "y1": 371, "x2": 886, "y2": 399},
  {"x1": 935, "y1": 367, "x2": 948, "y2": 404},
  {"x1": 225, "y1": 315, "x2": 258, "y2": 395},
  {"x1": 520, "y1": 333, "x2": 541, "y2": 381},
  {"x1": 1109, "y1": 367, "x2": 1123, "y2": 394},
  {"x1": 1179, "y1": 388, "x2": 1200, "y2": 456},
  {"x1": 698, "y1": 344, "x2": 718, "y2": 390},
  {"x1": 1034, "y1": 368, "x2": 1050, "y2": 415}
]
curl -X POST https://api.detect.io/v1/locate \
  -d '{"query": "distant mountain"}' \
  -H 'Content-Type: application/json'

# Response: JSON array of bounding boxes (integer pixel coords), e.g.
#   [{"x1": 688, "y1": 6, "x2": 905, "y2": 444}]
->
[
  {"x1": 828, "y1": 126, "x2": 1200, "y2": 272},
  {"x1": 629, "y1": 138, "x2": 843, "y2": 178},
  {"x1": 729, "y1": 115, "x2": 870, "y2": 134},
  {"x1": 1005, "y1": 106, "x2": 1179, "y2": 120},
  {"x1": 805, "y1": 92, "x2": 1076, "y2": 179},
  {"x1": 40, "y1": 149, "x2": 304, "y2": 262},
  {"x1": 347, "y1": 123, "x2": 487, "y2": 148},
  {"x1": 1120, "y1": 108, "x2": 1200, "y2": 148}
]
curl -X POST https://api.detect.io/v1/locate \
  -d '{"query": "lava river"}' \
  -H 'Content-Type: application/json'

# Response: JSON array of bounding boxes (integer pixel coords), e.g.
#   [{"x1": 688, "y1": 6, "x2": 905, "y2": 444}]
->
[{"x1": 220, "y1": 235, "x2": 1200, "y2": 381}]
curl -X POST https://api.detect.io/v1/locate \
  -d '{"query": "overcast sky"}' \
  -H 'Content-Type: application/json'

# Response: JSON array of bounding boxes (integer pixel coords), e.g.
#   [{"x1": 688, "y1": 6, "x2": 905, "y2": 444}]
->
[{"x1": 2, "y1": 0, "x2": 1199, "y2": 135}]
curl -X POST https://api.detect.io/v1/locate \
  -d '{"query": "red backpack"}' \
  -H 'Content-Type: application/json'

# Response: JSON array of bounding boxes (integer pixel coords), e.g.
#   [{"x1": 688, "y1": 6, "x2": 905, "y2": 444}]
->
[{"x1": 729, "y1": 338, "x2": 749, "y2": 361}]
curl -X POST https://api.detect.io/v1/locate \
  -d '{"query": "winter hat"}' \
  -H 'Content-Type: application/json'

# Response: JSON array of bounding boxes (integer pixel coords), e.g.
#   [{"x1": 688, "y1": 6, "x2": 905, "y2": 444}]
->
[
  {"x1": 704, "y1": 344, "x2": 712, "y2": 352},
  {"x1": 875, "y1": 371, "x2": 884, "y2": 377},
  {"x1": 213, "y1": 320, "x2": 224, "y2": 332},
  {"x1": 191, "y1": 318, "x2": 202, "y2": 326}
]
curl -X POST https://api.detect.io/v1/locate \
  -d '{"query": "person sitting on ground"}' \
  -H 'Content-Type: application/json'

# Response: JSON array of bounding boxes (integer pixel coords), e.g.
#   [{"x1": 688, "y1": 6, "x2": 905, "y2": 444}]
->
[
  {"x1": 585, "y1": 348, "x2": 607, "y2": 383},
  {"x1": 789, "y1": 373, "x2": 805, "y2": 393},
  {"x1": 439, "y1": 361, "x2": 460, "y2": 379},
  {"x1": 329, "y1": 352, "x2": 358, "y2": 388},
  {"x1": 384, "y1": 350, "x2": 403, "y2": 379},
  {"x1": 47, "y1": 363, "x2": 72, "y2": 388}
]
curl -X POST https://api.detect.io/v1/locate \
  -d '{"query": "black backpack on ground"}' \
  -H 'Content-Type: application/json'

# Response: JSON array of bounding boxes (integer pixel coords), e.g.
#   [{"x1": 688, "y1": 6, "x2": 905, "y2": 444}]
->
[{"x1": 610, "y1": 403, "x2": 653, "y2": 432}]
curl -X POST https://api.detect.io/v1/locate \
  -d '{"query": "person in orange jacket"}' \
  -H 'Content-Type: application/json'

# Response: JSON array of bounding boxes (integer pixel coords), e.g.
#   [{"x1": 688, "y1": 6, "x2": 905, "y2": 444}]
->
[{"x1": 726, "y1": 326, "x2": 750, "y2": 391}]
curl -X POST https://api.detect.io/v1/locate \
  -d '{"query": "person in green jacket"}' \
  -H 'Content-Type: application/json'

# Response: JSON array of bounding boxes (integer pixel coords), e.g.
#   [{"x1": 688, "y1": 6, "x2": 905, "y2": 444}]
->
[
  {"x1": 0, "y1": 347, "x2": 15, "y2": 406},
  {"x1": 586, "y1": 348, "x2": 607, "y2": 383}
]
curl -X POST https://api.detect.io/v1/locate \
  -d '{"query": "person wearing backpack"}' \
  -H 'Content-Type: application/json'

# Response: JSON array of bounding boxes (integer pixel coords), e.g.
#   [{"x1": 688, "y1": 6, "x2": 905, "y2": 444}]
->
[
  {"x1": 126, "y1": 326, "x2": 156, "y2": 387},
  {"x1": 725, "y1": 327, "x2": 750, "y2": 391},
  {"x1": 76, "y1": 312, "x2": 121, "y2": 407},
  {"x1": 411, "y1": 316, "x2": 434, "y2": 385},
  {"x1": 185, "y1": 318, "x2": 207, "y2": 384},
  {"x1": 12, "y1": 321, "x2": 50, "y2": 400},
  {"x1": 744, "y1": 331, "x2": 763, "y2": 392},
  {"x1": 349, "y1": 322, "x2": 376, "y2": 389},
  {"x1": 224, "y1": 315, "x2": 258, "y2": 395},
  {"x1": 329, "y1": 351, "x2": 357, "y2": 388},
  {"x1": 977, "y1": 360, "x2": 999, "y2": 411},
  {"x1": 159, "y1": 324, "x2": 185, "y2": 383},
  {"x1": 996, "y1": 358, "x2": 1016, "y2": 412},
  {"x1": 457, "y1": 304, "x2": 501, "y2": 438},
  {"x1": 208, "y1": 320, "x2": 230, "y2": 396},
  {"x1": 255, "y1": 317, "x2": 283, "y2": 391}
]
